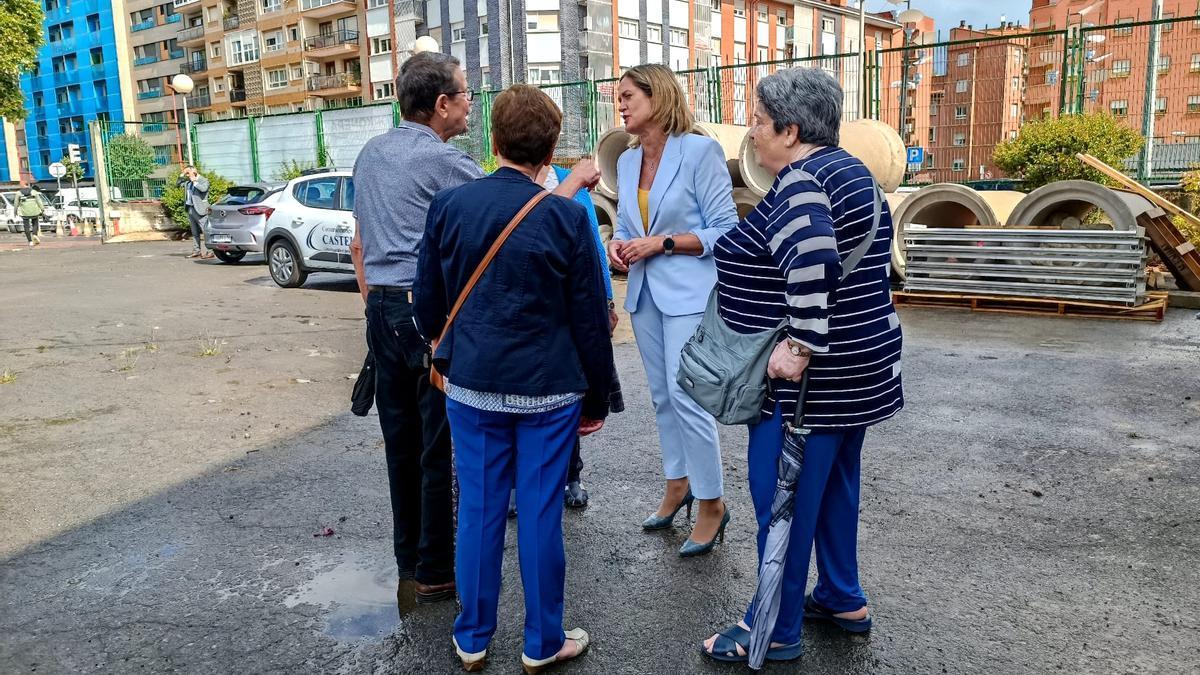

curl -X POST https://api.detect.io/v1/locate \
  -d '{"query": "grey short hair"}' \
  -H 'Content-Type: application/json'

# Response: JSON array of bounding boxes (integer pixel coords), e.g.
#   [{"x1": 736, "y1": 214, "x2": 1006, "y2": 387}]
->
[{"x1": 756, "y1": 68, "x2": 842, "y2": 146}]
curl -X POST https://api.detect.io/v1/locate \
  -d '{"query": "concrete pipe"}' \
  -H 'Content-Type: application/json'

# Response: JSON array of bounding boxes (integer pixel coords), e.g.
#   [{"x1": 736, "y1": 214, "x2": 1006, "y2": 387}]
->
[
  {"x1": 739, "y1": 119, "x2": 908, "y2": 196},
  {"x1": 592, "y1": 192, "x2": 618, "y2": 244},
  {"x1": 596, "y1": 123, "x2": 749, "y2": 199},
  {"x1": 732, "y1": 187, "x2": 763, "y2": 220},
  {"x1": 1004, "y1": 180, "x2": 1157, "y2": 231},
  {"x1": 889, "y1": 183, "x2": 1026, "y2": 279}
]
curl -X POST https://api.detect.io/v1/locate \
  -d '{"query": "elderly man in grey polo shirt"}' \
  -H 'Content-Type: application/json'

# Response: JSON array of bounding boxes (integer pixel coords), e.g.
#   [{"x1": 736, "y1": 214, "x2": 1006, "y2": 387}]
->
[{"x1": 351, "y1": 51, "x2": 599, "y2": 608}]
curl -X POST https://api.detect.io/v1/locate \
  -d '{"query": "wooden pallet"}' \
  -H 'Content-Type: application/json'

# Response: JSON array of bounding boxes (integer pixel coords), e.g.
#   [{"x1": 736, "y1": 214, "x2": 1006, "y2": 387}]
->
[{"x1": 893, "y1": 290, "x2": 1168, "y2": 322}]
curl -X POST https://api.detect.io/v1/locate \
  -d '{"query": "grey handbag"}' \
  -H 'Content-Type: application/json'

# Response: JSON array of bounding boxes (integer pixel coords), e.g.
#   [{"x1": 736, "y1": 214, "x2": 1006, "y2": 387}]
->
[{"x1": 677, "y1": 182, "x2": 883, "y2": 425}]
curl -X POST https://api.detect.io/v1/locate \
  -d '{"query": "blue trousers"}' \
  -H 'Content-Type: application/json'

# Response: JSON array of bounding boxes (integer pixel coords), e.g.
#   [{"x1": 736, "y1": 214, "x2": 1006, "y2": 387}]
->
[
  {"x1": 743, "y1": 406, "x2": 868, "y2": 645},
  {"x1": 629, "y1": 283, "x2": 724, "y2": 499},
  {"x1": 447, "y1": 398, "x2": 582, "y2": 661}
]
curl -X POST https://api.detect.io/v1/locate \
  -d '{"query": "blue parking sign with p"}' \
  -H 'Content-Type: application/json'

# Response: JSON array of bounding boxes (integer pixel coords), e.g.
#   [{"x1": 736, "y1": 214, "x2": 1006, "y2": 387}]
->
[{"x1": 906, "y1": 147, "x2": 924, "y2": 165}]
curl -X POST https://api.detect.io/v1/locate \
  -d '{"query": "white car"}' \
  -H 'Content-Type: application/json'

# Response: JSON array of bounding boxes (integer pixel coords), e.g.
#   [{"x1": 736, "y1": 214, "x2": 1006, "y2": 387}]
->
[
  {"x1": 262, "y1": 169, "x2": 356, "y2": 288},
  {"x1": 53, "y1": 198, "x2": 120, "y2": 227}
]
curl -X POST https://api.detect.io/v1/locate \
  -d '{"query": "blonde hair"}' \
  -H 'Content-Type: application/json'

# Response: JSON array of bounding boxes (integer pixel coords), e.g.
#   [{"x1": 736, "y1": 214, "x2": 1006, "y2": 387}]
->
[{"x1": 620, "y1": 64, "x2": 694, "y2": 147}]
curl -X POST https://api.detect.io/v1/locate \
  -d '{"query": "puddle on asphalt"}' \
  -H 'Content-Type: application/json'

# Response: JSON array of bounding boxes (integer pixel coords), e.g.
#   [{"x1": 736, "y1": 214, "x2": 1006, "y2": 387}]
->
[{"x1": 284, "y1": 553, "x2": 401, "y2": 642}]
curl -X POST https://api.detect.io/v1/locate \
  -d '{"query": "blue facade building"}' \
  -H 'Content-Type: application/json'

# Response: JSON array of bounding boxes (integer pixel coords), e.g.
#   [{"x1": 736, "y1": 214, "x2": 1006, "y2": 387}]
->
[{"x1": 18, "y1": 0, "x2": 128, "y2": 180}]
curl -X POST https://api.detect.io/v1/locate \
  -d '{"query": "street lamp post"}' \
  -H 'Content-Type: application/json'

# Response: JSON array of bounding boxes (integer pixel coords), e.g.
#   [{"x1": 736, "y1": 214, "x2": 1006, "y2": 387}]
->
[
  {"x1": 170, "y1": 74, "x2": 195, "y2": 165},
  {"x1": 895, "y1": 7, "x2": 925, "y2": 183}
]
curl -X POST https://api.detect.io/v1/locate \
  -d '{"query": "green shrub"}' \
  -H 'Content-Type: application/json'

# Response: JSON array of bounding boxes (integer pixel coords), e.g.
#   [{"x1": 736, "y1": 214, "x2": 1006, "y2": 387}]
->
[
  {"x1": 161, "y1": 166, "x2": 232, "y2": 230},
  {"x1": 993, "y1": 113, "x2": 1144, "y2": 190}
]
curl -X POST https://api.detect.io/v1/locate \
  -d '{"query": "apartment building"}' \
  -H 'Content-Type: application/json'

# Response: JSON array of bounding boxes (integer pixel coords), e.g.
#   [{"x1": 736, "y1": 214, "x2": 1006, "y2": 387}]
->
[
  {"x1": 9, "y1": 0, "x2": 132, "y2": 181},
  {"x1": 123, "y1": 0, "x2": 191, "y2": 171},
  {"x1": 925, "y1": 23, "x2": 1027, "y2": 182}
]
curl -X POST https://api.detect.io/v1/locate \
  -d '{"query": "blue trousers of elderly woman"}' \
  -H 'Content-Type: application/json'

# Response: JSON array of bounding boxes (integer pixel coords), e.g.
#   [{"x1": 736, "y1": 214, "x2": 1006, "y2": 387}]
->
[
  {"x1": 743, "y1": 405, "x2": 869, "y2": 647},
  {"x1": 448, "y1": 398, "x2": 582, "y2": 661}
]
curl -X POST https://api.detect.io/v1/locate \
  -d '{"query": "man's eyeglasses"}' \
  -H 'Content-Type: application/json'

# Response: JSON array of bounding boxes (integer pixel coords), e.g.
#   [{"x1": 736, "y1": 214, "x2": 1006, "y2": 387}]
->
[{"x1": 445, "y1": 90, "x2": 474, "y2": 101}]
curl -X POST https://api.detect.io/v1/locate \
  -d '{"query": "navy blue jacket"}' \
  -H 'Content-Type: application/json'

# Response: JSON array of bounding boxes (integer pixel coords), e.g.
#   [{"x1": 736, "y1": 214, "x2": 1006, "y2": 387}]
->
[{"x1": 413, "y1": 167, "x2": 613, "y2": 420}]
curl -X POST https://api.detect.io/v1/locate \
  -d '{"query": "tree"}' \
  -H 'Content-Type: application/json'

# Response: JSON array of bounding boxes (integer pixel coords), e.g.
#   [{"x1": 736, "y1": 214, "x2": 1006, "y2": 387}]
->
[
  {"x1": 106, "y1": 134, "x2": 157, "y2": 181},
  {"x1": 993, "y1": 113, "x2": 1144, "y2": 190},
  {"x1": 0, "y1": 0, "x2": 45, "y2": 120},
  {"x1": 161, "y1": 165, "x2": 231, "y2": 231},
  {"x1": 59, "y1": 155, "x2": 84, "y2": 181}
]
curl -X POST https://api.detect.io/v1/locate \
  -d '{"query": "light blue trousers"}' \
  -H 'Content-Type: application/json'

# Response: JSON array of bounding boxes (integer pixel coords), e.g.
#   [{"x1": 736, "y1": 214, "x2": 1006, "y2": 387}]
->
[{"x1": 630, "y1": 284, "x2": 724, "y2": 500}]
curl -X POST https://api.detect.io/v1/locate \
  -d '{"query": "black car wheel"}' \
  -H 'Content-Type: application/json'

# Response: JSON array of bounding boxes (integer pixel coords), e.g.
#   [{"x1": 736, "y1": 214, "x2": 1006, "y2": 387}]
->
[
  {"x1": 213, "y1": 249, "x2": 247, "y2": 264},
  {"x1": 268, "y1": 239, "x2": 308, "y2": 288}
]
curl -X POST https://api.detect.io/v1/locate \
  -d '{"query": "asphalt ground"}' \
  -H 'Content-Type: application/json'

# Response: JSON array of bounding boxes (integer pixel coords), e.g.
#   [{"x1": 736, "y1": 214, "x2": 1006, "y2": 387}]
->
[{"x1": 0, "y1": 231, "x2": 1197, "y2": 674}]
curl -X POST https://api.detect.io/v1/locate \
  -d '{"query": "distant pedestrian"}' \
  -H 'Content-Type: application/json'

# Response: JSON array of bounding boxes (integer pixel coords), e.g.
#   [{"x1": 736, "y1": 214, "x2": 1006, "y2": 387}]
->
[
  {"x1": 16, "y1": 186, "x2": 45, "y2": 247},
  {"x1": 179, "y1": 165, "x2": 212, "y2": 258},
  {"x1": 349, "y1": 52, "x2": 601, "y2": 608}
]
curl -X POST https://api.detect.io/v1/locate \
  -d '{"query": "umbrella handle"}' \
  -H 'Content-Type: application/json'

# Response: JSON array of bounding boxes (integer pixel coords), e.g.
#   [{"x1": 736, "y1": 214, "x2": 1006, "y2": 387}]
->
[{"x1": 791, "y1": 370, "x2": 810, "y2": 429}]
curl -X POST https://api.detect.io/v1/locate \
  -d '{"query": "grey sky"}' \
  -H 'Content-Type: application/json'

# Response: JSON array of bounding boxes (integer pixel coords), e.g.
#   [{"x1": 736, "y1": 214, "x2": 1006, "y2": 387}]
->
[{"x1": 867, "y1": 0, "x2": 1033, "y2": 36}]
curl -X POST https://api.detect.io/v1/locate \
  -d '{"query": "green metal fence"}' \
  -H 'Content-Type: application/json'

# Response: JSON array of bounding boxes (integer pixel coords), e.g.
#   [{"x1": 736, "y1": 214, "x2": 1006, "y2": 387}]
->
[
  {"x1": 155, "y1": 13, "x2": 1199, "y2": 189},
  {"x1": 96, "y1": 120, "x2": 182, "y2": 199}
]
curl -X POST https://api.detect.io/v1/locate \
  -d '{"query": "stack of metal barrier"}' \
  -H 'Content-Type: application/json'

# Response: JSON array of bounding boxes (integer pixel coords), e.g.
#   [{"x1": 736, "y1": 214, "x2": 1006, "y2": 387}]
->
[{"x1": 902, "y1": 226, "x2": 1147, "y2": 306}]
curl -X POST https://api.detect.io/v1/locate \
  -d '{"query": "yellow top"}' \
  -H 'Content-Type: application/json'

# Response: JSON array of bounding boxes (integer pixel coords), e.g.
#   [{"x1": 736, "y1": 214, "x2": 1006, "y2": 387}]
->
[{"x1": 638, "y1": 189, "x2": 650, "y2": 234}]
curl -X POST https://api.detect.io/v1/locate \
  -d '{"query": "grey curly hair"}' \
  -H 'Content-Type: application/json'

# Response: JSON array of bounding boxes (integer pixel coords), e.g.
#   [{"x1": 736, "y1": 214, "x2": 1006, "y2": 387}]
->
[{"x1": 756, "y1": 67, "x2": 843, "y2": 146}]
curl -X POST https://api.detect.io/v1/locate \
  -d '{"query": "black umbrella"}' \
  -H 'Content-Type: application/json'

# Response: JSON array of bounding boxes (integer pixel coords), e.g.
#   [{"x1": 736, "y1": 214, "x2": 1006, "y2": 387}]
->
[{"x1": 747, "y1": 371, "x2": 811, "y2": 670}]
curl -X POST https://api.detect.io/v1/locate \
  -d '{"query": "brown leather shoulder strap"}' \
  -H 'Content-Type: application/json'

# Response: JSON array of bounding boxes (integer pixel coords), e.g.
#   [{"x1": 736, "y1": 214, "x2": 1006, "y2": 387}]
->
[{"x1": 436, "y1": 190, "x2": 550, "y2": 345}]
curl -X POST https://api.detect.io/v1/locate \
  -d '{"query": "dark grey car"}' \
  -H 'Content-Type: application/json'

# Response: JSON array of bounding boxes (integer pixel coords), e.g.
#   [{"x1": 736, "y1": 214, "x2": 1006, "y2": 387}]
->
[{"x1": 204, "y1": 182, "x2": 285, "y2": 264}]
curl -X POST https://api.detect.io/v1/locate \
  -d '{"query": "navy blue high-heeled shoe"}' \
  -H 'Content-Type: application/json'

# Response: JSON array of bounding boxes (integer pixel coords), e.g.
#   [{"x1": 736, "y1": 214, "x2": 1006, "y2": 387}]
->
[
  {"x1": 641, "y1": 489, "x2": 694, "y2": 530},
  {"x1": 679, "y1": 504, "x2": 731, "y2": 557}
]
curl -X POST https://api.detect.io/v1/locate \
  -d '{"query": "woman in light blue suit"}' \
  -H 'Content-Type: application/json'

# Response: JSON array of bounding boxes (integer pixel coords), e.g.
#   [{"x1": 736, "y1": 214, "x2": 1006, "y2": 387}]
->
[{"x1": 606, "y1": 64, "x2": 738, "y2": 557}]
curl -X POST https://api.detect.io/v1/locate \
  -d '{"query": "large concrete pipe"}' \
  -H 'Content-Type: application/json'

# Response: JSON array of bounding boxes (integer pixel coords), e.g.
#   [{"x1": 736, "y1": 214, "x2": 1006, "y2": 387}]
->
[
  {"x1": 739, "y1": 119, "x2": 908, "y2": 196},
  {"x1": 1004, "y1": 180, "x2": 1158, "y2": 231},
  {"x1": 592, "y1": 192, "x2": 618, "y2": 244},
  {"x1": 889, "y1": 183, "x2": 1026, "y2": 279},
  {"x1": 732, "y1": 187, "x2": 763, "y2": 220},
  {"x1": 596, "y1": 123, "x2": 748, "y2": 199}
]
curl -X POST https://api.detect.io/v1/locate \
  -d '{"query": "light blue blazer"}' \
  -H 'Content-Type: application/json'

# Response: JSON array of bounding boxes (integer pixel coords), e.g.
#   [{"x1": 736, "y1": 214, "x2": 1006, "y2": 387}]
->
[{"x1": 613, "y1": 132, "x2": 738, "y2": 316}]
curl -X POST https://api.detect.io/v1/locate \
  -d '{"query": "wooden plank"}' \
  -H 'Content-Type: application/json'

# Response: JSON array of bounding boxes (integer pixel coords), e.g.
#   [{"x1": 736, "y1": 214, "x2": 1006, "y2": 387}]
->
[
  {"x1": 893, "y1": 290, "x2": 1167, "y2": 322},
  {"x1": 1138, "y1": 214, "x2": 1200, "y2": 292},
  {"x1": 1076, "y1": 153, "x2": 1200, "y2": 229}
]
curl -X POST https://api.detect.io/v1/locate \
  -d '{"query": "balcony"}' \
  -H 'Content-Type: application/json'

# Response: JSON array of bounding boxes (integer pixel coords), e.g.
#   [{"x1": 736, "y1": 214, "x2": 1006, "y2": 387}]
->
[
  {"x1": 131, "y1": 19, "x2": 156, "y2": 32},
  {"x1": 181, "y1": 57, "x2": 207, "y2": 74},
  {"x1": 169, "y1": 49, "x2": 185, "y2": 60},
  {"x1": 48, "y1": 38, "x2": 76, "y2": 54},
  {"x1": 166, "y1": 13, "x2": 182, "y2": 24},
  {"x1": 186, "y1": 92, "x2": 212, "y2": 108},
  {"x1": 51, "y1": 70, "x2": 75, "y2": 86},
  {"x1": 306, "y1": 72, "x2": 361, "y2": 94},
  {"x1": 304, "y1": 29, "x2": 359, "y2": 57},
  {"x1": 138, "y1": 90, "x2": 164, "y2": 100},
  {"x1": 56, "y1": 101, "x2": 81, "y2": 115},
  {"x1": 134, "y1": 55, "x2": 160, "y2": 66},
  {"x1": 173, "y1": 0, "x2": 200, "y2": 7},
  {"x1": 300, "y1": 0, "x2": 356, "y2": 18},
  {"x1": 223, "y1": 16, "x2": 240, "y2": 30},
  {"x1": 230, "y1": 88, "x2": 247, "y2": 103},
  {"x1": 178, "y1": 25, "x2": 206, "y2": 44},
  {"x1": 395, "y1": 0, "x2": 425, "y2": 22}
]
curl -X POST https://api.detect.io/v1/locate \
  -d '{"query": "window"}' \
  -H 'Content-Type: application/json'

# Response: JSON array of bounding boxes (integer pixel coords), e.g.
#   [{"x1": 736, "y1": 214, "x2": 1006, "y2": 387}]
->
[
  {"x1": 1113, "y1": 17, "x2": 1133, "y2": 36},
  {"x1": 821, "y1": 18, "x2": 834, "y2": 33},
  {"x1": 339, "y1": 177, "x2": 355, "y2": 211},
  {"x1": 928, "y1": 127, "x2": 936, "y2": 144},
  {"x1": 295, "y1": 177, "x2": 338, "y2": 209},
  {"x1": 263, "y1": 30, "x2": 283, "y2": 52},
  {"x1": 210, "y1": 42, "x2": 221, "y2": 59},
  {"x1": 1157, "y1": 55, "x2": 1170, "y2": 73},
  {"x1": 955, "y1": 80, "x2": 968, "y2": 93},
  {"x1": 1189, "y1": 95, "x2": 1200, "y2": 114},
  {"x1": 670, "y1": 28, "x2": 688, "y2": 47},
  {"x1": 757, "y1": 46, "x2": 767, "y2": 61},
  {"x1": 1012, "y1": 76, "x2": 1020, "y2": 91},
  {"x1": 618, "y1": 19, "x2": 638, "y2": 39},
  {"x1": 1011, "y1": 103, "x2": 1019, "y2": 119},
  {"x1": 956, "y1": 53, "x2": 969, "y2": 67},
  {"x1": 1113, "y1": 59, "x2": 1131, "y2": 77},
  {"x1": 291, "y1": 65, "x2": 303, "y2": 80},
  {"x1": 776, "y1": 10, "x2": 785, "y2": 26},
  {"x1": 371, "y1": 37, "x2": 392, "y2": 54},
  {"x1": 1192, "y1": 54, "x2": 1200, "y2": 72},
  {"x1": 952, "y1": 159, "x2": 965, "y2": 172},
  {"x1": 374, "y1": 81, "x2": 394, "y2": 99},
  {"x1": 1046, "y1": 70, "x2": 1058, "y2": 85},
  {"x1": 366, "y1": 0, "x2": 386, "y2": 7},
  {"x1": 261, "y1": 0, "x2": 281, "y2": 13},
  {"x1": 647, "y1": 23, "x2": 663, "y2": 44},
  {"x1": 480, "y1": 20, "x2": 488, "y2": 36},
  {"x1": 930, "y1": 95, "x2": 941, "y2": 116},
  {"x1": 86, "y1": 13, "x2": 101, "y2": 32},
  {"x1": 526, "y1": 12, "x2": 557, "y2": 32},
  {"x1": 267, "y1": 68, "x2": 287, "y2": 89},
  {"x1": 1110, "y1": 99, "x2": 1128, "y2": 116},
  {"x1": 953, "y1": 133, "x2": 966, "y2": 147},
  {"x1": 527, "y1": 67, "x2": 559, "y2": 84},
  {"x1": 90, "y1": 48, "x2": 103, "y2": 66},
  {"x1": 757, "y1": 7, "x2": 766, "y2": 22},
  {"x1": 955, "y1": 105, "x2": 967, "y2": 119},
  {"x1": 1162, "y1": 12, "x2": 1174, "y2": 31},
  {"x1": 924, "y1": 153, "x2": 934, "y2": 169},
  {"x1": 1155, "y1": 97, "x2": 1167, "y2": 114},
  {"x1": 452, "y1": 26, "x2": 465, "y2": 42}
]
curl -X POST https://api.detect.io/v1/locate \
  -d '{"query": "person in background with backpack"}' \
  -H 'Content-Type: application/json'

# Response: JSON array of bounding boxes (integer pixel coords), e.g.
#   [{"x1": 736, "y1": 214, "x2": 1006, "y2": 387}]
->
[{"x1": 16, "y1": 186, "x2": 45, "y2": 248}]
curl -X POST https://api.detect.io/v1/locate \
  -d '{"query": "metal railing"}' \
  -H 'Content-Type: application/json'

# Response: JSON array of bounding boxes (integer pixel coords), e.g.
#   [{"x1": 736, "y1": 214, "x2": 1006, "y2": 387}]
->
[
  {"x1": 223, "y1": 16, "x2": 240, "y2": 30},
  {"x1": 186, "y1": 92, "x2": 212, "y2": 108},
  {"x1": 230, "y1": 88, "x2": 247, "y2": 103},
  {"x1": 130, "y1": 19, "x2": 156, "y2": 32},
  {"x1": 181, "y1": 57, "x2": 207, "y2": 74},
  {"x1": 306, "y1": 72, "x2": 360, "y2": 91},
  {"x1": 304, "y1": 29, "x2": 358, "y2": 51},
  {"x1": 300, "y1": 0, "x2": 355, "y2": 11},
  {"x1": 178, "y1": 25, "x2": 205, "y2": 42},
  {"x1": 137, "y1": 90, "x2": 163, "y2": 100}
]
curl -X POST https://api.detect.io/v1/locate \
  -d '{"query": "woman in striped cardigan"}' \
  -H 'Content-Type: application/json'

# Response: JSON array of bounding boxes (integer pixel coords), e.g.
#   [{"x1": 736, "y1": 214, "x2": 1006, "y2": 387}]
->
[{"x1": 701, "y1": 68, "x2": 904, "y2": 664}]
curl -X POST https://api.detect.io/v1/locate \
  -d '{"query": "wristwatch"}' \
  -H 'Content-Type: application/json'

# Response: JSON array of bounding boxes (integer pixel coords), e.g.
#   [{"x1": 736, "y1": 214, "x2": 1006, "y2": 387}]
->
[
  {"x1": 662, "y1": 236, "x2": 675, "y2": 256},
  {"x1": 786, "y1": 338, "x2": 813, "y2": 358}
]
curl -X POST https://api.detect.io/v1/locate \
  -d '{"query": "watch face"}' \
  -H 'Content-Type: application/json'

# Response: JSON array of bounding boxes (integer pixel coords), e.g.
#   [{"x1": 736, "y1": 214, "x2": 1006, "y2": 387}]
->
[{"x1": 663, "y1": 237, "x2": 674, "y2": 251}]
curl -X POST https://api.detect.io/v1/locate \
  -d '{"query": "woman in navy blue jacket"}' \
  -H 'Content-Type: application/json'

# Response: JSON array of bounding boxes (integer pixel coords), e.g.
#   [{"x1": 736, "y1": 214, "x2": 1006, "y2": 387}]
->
[{"x1": 413, "y1": 85, "x2": 611, "y2": 674}]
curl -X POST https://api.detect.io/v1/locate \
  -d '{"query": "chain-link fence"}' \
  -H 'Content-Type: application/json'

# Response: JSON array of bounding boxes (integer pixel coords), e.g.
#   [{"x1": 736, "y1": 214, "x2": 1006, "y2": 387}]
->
[{"x1": 121, "y1": 13, "x2": 1198, "y2": 193}]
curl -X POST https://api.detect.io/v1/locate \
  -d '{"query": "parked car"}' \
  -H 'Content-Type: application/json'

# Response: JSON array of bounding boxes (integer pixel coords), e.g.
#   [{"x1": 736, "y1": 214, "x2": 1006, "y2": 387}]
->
[
  {"x1": 3, "y1": 191, "x2": 57, "y2": 233},
  {"x1": 53, "y1": 198, "x2": 120, "y2": 226},
  {"x1": 262, "y1": 169, "x2": 356, "y2": 288},
  {"x1": 203, "y1": 182, "x2": 285, "y2": 263}
]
